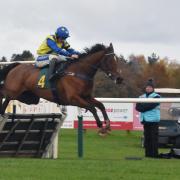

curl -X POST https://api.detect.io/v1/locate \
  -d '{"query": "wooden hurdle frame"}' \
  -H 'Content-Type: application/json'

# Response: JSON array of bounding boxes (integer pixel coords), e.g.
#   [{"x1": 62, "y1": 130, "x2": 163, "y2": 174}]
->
[{"x1": 0, "y1": 110, "x2": 67, "y2": 159}]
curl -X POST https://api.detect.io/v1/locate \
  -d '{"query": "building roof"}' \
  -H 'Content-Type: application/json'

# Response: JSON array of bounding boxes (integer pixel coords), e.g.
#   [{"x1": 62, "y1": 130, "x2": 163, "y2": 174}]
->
[{"x1": 155, "y1": 88, "x2": 180, "y2": 94}]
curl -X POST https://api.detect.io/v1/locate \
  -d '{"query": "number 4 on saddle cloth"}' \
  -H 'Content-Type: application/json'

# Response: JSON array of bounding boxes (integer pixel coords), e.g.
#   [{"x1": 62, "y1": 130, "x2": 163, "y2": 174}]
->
[{"x1": 37, "y1": 61, "x2": 67, "y2": 89}]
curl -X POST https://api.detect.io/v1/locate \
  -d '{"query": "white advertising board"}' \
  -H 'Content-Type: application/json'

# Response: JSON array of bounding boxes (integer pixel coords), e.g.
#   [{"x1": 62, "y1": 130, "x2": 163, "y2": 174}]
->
[
  {"x1": 80, "y1": 102, "x2": 133, "y2": 122},
  {"x1": 6, "y1": 99, "x2": 135, "y2": 130}
]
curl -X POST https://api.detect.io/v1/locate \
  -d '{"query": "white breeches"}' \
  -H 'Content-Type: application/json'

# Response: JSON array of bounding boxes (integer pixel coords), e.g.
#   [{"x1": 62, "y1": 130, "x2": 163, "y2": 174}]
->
[{"x1": 35, "y1": 54, "x2": 67, "y2": 68}]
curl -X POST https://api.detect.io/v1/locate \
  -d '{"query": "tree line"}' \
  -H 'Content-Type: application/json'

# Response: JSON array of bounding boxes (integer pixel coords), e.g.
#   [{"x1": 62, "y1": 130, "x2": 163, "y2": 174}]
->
[
  {"x1": 0, "y1": 50, "x2": 34, "y2": 62},
  {"x1": 94, "y1": 53, "x2": 180, "y2": 97},
  {"x1": 0, "y1": 51, "x2": 180, "y2": 98}
]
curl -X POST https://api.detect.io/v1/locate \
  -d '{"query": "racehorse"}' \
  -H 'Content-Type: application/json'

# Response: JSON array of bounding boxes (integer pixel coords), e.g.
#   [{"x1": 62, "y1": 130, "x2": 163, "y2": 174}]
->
[{"x1": 0, "y1": 43, "x2": 123, "y2": 135}]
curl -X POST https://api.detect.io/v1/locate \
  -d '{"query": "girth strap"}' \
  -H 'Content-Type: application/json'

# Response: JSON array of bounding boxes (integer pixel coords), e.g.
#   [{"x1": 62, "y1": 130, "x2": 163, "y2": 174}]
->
[{"x1": 50, "y1": 80, "x2": 62, "y2": 104}]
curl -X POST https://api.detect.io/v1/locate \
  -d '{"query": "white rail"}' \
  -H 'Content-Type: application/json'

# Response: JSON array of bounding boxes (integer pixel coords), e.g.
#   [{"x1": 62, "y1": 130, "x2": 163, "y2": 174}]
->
[
  {"x1": 96, "y1": 98, "x2": 180, "y2": 103},
  {"x1": 0, "y1": 61, "x2": 35, "y2": 65}
]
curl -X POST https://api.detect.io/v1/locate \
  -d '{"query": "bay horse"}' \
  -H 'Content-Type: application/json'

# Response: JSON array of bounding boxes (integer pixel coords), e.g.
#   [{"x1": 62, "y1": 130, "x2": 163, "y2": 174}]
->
[{"x1": 0, "y1": 43, "x2": 123, "y2": 135}]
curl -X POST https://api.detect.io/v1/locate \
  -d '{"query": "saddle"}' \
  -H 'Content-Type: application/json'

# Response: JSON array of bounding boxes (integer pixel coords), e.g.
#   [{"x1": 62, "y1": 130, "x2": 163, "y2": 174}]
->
[{"x1": 37, "y1": 61, "x2": 71, "y2": 89}]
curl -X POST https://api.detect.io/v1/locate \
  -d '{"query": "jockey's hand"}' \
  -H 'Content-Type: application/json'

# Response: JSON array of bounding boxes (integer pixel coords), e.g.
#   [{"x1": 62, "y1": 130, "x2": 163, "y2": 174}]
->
[{"x1": 71, "y1": 54, "x2": 79, "y2": 59}]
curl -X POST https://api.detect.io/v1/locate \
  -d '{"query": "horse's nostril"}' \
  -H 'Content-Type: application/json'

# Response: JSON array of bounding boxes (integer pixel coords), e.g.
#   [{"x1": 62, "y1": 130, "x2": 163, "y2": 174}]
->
[{"x1": 116, "y1": 77, "x2": 123, "y2": 84}]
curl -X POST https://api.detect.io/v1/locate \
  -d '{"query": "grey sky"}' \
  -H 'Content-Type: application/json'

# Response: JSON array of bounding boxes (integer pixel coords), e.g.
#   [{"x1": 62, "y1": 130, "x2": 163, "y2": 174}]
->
[{"x1": 0, "y1": 0, "x2": 180, "y2": 60}]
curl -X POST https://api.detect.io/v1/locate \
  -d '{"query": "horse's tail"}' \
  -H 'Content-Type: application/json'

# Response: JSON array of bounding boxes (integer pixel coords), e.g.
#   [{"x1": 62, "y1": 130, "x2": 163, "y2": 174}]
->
[{"x1": 0, "y1": 62, "x2": 20, "y2": 82}]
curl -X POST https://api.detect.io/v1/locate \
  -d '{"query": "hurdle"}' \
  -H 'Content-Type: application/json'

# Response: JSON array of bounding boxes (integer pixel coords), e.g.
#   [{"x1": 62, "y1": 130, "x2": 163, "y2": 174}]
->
[{"x1": 0, "y1": 107, "x2": 67, "y2": 158}]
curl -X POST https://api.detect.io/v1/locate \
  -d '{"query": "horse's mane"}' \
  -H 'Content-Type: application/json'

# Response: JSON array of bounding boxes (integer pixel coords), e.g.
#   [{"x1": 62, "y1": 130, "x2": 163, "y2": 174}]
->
[{"x1": 79, "y1": 44, "x2": 106, "y2": 59}]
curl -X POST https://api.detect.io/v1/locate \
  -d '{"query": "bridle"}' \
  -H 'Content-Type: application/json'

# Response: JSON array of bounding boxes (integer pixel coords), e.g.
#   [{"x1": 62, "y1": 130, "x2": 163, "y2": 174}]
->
[
  {"x1": 105, "y1": 52, "x2": 115, "y2": 56},
  {"x1": 101, "y1": 52, "x2": 118, "y2": 79},
  {"x1": 89, "y1": 52, "x2": 116, "y2": 70}
]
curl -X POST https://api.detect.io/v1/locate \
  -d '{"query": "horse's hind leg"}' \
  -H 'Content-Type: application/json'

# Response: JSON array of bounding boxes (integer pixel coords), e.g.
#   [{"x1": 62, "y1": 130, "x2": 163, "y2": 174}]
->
[
  {"x1": 59, "y1": 105, "x2": 67, "y2": 122},
  {"x1": 1, "y1": 98, "x2": 10, "y2": 115},
  {"x1": 0, "y1": 98, "x2": 9, "y2": 123}
]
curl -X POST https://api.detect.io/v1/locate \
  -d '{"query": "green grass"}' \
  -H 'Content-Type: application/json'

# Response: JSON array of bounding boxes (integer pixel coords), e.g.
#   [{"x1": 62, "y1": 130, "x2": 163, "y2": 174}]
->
[{"x1": 0, "y1": 129, "x2": 179, "y2": 180}]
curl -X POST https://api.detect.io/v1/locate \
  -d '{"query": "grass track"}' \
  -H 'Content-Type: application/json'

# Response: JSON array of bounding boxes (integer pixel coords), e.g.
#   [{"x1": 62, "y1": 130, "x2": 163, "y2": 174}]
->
[{"x1": 0, "y1": 129, "x2": 179, "y2": 180}]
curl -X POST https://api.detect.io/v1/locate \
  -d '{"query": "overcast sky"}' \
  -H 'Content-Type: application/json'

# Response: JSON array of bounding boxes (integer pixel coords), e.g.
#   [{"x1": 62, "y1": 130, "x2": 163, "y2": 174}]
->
[{"x1": 0, "y1": 0, "x2": 180, "y2": 61}]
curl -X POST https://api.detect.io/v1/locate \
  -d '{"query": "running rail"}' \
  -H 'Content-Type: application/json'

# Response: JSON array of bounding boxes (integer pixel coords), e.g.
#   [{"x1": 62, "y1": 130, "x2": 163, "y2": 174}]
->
[
  {"x1": 0, "y1": 61, "x2": 35, "y2": 65},
  {"x1": 95, "y1": 98, "x2": 180, "y2": 103}
]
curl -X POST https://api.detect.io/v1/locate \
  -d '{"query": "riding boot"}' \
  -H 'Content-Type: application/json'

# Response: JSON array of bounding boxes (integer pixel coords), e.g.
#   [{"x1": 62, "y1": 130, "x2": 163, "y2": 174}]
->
[
  {"x1": 48, "y1": 59, "x2": 56, "y2": 81},
  {"x1": 58, "y1": 62, "x2": 66, "y2": 76}
]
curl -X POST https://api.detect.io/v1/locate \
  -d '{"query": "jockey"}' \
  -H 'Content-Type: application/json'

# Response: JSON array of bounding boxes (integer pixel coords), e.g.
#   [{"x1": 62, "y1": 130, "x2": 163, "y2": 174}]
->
[{"x1": 36, "y1": 26, "x2": 80, "y2": 80}]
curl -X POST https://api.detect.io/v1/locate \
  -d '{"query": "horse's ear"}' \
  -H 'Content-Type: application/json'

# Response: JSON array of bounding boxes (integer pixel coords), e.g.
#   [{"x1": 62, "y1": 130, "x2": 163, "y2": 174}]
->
[{"x1": 109, "y1": 43, "x2": 114, "y2": 50}]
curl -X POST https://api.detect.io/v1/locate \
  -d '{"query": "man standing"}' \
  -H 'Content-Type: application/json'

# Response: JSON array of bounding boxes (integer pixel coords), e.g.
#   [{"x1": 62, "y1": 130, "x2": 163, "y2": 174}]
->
[{"x1": 136, "y1": 79, "x2": 161, "y2": 158}]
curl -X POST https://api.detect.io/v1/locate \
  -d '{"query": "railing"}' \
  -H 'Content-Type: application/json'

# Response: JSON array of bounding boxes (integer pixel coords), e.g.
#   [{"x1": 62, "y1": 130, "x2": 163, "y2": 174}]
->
[
  {"x1": 0, "y1": 61, "x2": 35, "y2": 65},
  {"x1": 96, "y1": 98, "x2": 180, "y2": 103}
]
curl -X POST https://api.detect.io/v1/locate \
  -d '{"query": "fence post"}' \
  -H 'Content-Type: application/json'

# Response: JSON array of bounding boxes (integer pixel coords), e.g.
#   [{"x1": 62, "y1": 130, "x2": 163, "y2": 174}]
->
[{"x1": 77, "y1": 108, "x2": 83, "y2": 158}]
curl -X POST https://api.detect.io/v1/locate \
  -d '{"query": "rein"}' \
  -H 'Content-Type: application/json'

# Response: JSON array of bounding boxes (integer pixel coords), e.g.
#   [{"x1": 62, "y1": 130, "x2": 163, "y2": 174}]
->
[{"x1": 64, "y1": 52, "x2": 115, "y2": 81}]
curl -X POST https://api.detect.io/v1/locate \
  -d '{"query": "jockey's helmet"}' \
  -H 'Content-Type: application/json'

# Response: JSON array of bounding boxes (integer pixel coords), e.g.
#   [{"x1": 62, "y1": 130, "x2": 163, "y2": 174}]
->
[{"x1": 56, "y1": 26, "x2": 70, "y2": 40}]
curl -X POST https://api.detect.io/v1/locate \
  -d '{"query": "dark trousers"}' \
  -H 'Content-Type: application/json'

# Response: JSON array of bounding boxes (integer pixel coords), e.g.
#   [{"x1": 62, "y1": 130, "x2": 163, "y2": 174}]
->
[{"x1": 144, "y1": 122, "x2": 159, "y2": 158}]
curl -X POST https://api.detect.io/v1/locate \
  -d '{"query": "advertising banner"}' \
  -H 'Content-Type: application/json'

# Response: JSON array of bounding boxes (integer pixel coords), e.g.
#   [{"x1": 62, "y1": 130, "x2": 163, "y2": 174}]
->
[{"x1": 74, "y1": 103, "x2": 134, "y2": 130}]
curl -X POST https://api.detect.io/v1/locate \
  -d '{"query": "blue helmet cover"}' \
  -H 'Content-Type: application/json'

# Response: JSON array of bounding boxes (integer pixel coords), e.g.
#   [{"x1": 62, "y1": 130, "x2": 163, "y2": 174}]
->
[{"x1": 56, "y1": 26, "x2": 70, "y2": 39}]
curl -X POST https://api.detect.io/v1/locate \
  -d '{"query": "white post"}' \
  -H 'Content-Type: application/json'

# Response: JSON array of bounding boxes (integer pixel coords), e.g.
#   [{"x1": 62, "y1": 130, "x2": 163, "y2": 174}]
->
[{"x1": 52, "y1": 135, "x2": 58, "y2": 159}]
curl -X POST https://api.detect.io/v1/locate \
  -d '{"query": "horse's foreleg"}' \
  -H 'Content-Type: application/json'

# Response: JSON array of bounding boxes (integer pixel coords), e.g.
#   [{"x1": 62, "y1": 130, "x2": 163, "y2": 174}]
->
[
  {"x1": 0, "y1": 98, "x2": 9, "y2": 122},
  {"x1": 83, "y1": 106, "x2": 108, "y2": 136},
  {"x1": 88, "y1": 107, "x2": 103, "y2": 129},
  {"x1": 71, "y1": 96, "x2": 103, "y2": 129},
  {"x1": 87, "y1": 98, "x2": 111, "y2": 132}
]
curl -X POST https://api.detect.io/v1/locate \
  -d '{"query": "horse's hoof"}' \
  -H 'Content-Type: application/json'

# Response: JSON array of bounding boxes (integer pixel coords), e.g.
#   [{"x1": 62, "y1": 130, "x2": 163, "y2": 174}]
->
[
  {"x1": 98, "y1": 131, "x2": 107, "y2": 137},
  {"x1": 106, "y1": 130, "x2": 111, "y2": 134},
  {"x1": 98, "y1": 128, "x2": 108, "y2": 137},
  {"x1": 106, "y1": 127, "x2": 111, "y2": 134}
]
